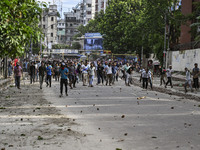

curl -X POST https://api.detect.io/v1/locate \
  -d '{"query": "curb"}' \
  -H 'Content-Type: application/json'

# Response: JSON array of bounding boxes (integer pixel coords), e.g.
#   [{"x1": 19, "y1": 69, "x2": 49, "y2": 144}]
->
[{"x1": 0, "y1": 78, "x2": 14, "y2": 90}]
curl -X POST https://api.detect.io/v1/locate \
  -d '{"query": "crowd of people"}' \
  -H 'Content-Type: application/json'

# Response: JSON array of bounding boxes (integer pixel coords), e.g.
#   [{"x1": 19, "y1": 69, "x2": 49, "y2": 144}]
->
[{"x1": 9, "y1": 58, "x2": 200, "y2": 96}]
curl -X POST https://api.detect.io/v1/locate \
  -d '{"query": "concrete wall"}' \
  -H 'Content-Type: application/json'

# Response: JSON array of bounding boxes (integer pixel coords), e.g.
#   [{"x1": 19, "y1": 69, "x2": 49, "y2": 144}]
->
[{"x1": 172, "y1": 49, "x2": 200, "y2": 71}]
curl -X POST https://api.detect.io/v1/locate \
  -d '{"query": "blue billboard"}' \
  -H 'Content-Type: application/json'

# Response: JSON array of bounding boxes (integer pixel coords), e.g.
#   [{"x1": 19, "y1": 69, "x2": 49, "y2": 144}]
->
[{"x1": 84, "y1": 33, "x2": 103, "y2": 50}]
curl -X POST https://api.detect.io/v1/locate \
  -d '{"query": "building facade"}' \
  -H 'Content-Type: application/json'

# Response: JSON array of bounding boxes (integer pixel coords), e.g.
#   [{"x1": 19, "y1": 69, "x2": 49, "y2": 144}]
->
[
  {"x1": 180, "y1": 0, "x2": 200, "y2": 44},
  {"x1": 64, "y1": 5, "x2": 82, "y2": 45},
  {"x1": 92, "y1": 0, "x2": 108, "y2": 19},
  {"x1": 40, "y1": 5, "x2": 58, "y2": 50},
  {"x1": 57, "y1": 19, "x2": 66, "y2": 44}
]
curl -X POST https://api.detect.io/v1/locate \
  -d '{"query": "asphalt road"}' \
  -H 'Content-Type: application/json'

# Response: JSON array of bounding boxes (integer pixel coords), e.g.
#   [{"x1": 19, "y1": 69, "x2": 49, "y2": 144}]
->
[{"x1": 43, "y1": 78, "x2": 200, "y2": 150}]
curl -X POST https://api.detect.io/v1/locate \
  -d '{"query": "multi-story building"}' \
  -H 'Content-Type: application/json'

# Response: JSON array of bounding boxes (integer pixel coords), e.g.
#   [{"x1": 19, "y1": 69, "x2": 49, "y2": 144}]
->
[
  {"x1": 64, "y1": 4, "x2": 82, "y2": 45},
  {"x1": 82, "y1": 0, "x2": 92, "y2": 25},
  {"x1": 57, "y1": 19, "x2": 65, "y2": 44},
  {"x1": 40, "y1": 5, "x2": 58, "y2": 50},
  {"x1": 180, "y1": 0, "x2": 200, "y2": 44},
  {"x1": 92, "y1": 0, "x2": 108, "y2": 19}
]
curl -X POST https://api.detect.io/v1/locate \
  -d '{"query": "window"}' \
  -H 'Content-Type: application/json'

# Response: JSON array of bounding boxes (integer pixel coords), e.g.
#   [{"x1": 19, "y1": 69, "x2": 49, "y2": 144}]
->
[
  {"x1": 51, "y1": 41, "x2": 53, "y2": 43},
  {"x1": 95, "y1": 0, "x2": 98, "y2": 3},
  {"x1": 43, "y1": 17, "x2": 45, "y2": 21},
  {"x1": 51, "y1": 25, "x2": 53, "y2": 29},
  {"x1": 87, "y1": 11, "x2": 91, "y2": 15},
  {"x1": 62, "y1": 23, "x2": 64, "y2": 26},
  {"x1": 51, "y1": 33, "x2": 53, "y2": 37},
  {"x1": 43, "y1": 25, "x2": 45, "y2": 29},
  {"x1": 101, "y1": 2, "x2": 104, "y2": 8},
  {"x1": 51, "y1": 17, "x2": 54, "y2": 21},
  {"x1": 70, "y1": 24, "x2": 72, "y2": 27},
  {"x1": 95, "y1": 5, "x2": 98, "y2": 11},
  {"x1": 88, "y1": 4, "x2": 91, "y2": 7},
  {"x1": 59, "y1": 23, "x2": 61, "y2": 26}
]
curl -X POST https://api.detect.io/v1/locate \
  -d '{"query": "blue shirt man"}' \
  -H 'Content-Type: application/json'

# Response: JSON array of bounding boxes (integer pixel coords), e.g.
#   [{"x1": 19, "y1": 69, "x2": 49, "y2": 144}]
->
[
  {"x1": 46, "y1": 65, "x2": 52, "y2": 76},
  {"x1": 60, "y1": 67, "x2": 69, "y2": 79},
  {"x1": 59, "y1": 63, "x2": 69, "y2": 97}
]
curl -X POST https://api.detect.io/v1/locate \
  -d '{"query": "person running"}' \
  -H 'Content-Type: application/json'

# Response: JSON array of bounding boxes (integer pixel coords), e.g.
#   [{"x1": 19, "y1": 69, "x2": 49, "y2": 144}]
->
[
  {"x1": 46, "y1": 63, "x2": 52, "y2": 87},
  {"x1": 165, "y1": 65, "x2": 173, "y2": 88},
  {"x1": 14, "y1": 62, "x2": 23, "y2": 89},
  {"x1": 88, "y1": 63, "x2": 95, "y2": 87},
  {"x1": 29, "y1": 62, "x2": 35, "y2": 84},
  {"x1": 59, "y1": 63, "x2": 69, "y2": 97},
  {"x1": 38, "y1": 62, "x2": 46, "y2": 89},
  {"x1": 184, "y1": 67, "x2": 193, "y2": 93},
  {"x1": 192, "y1": 63, "x2": 199, "y2": 91}
]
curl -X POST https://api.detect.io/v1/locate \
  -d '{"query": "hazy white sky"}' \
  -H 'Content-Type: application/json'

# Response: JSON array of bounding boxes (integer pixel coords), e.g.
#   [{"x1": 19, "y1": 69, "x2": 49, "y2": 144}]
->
[{"x1": 39, "y1": 0, "x2": 81, "y2": 17}]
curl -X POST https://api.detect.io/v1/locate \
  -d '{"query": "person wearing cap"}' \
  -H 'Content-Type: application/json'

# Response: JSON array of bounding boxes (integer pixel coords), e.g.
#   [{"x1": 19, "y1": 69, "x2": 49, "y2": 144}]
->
[
  {"x1": 165, "y1": 65, "x2": 173, "y2": 88},
  {"x1": 192, "y1": 63, "x2": 199, "y2": 90},
  {"x1": 185, "y1": 67, "x2": 193, "y2": 93},
  {"x1": 59, "y1": 63, "x2": 69, "y2": 97},
  {"x1": 14, "y1": 62, "x2": 23, "y2": 89}
]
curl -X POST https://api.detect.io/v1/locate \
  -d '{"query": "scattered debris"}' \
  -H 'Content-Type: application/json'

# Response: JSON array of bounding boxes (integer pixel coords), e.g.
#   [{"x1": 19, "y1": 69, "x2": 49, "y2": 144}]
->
[
  {"x1": 37, "y1": 136, "x2": 44, "y2": 140},
  {"x1": 124, "y1": 133, "x2": 128, "y2": 136},
  {"x1": 121, "y1": 115, "x2": 125, "y2": 118},
  {"x1": 137, "y1": 96, "x2": 146, "y2": 100}
]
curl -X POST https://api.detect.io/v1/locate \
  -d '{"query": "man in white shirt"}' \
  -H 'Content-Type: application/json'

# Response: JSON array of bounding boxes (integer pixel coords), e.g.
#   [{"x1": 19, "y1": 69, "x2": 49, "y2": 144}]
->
[
  {"x1": 165, "y1": 65, "x2": 173, "y2": 88},
  {"x1": 105, "y1": 62, "x2": 113, "y2": 86},
  {"x1": 185, "y1": 67, "x2": 193, "y2": 93}
]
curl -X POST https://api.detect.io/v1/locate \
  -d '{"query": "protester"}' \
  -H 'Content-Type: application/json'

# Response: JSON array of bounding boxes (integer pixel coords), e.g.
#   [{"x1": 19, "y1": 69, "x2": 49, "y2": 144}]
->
[
  {"x1": 160, "y1": 66, "x2": 166, "y2": 86},
  {"x1": 29, "y1": 62, "x2": 35, "y2": 84},
  {"x1": 88, "y1": 63, "x2": 95, "y2": 87},
  {"x1": 38, "y1": 62, "x2": 46, "y2": 89},
  {"x1": 46, "y1": 62, "x2": 52, "y2": 87},
  {"x1": 59, "y1": 63, "x2": 69, "y2": 97},
  {"x1": 14, "y1": 62, "x2": 23, "y2": 89},
  {"x1": 184, "y1": 67, "x2": 193, "y2": 93},
  {"x1": 165, "y1": 65, "x2": 173, "y2": 88},
  {"x1": 97, "y1": 62, "x2": 104, "y2": 85},
  {"x1": 142, "y1": 68, "x2": 149, "y2": 89},
  {"x1": 192, "y1": 63, "x2": 199, "y2": 91},
  {"x1": 105, "y1": 62, "x2": 113, "y2": 86}
]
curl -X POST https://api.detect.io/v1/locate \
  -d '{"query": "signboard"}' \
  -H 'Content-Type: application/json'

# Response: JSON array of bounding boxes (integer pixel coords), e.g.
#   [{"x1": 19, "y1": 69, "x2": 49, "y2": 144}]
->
[
  {"x1": 51, "y1": 49, "x2": 79, "y2": 54},
  {"x1": 84, "y1": 33, "x2": 103, "y2": 50}
]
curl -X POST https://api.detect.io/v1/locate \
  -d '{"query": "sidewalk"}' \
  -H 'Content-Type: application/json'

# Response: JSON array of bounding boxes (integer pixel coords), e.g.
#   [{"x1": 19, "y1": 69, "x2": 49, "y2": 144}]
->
[
  {"x1": 0, "y1": 77, "x2": 14, "y2": 90},
  {"x1": 131, "y1": 72, "x2": 200, "y2": 101}
]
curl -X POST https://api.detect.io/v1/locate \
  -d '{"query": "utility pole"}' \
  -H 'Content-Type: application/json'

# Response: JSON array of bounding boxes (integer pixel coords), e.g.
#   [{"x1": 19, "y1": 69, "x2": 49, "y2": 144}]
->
[
  {"x1": 141, "y1": 34, "x2": 144, "y2": 68},
  {"x1": 163, "y1": 13, "x2": 167, "y2": 68},
  {"x1": 166, "y1": 25, "x2": 170, "y2": 68},
  {"x1": 29, "y1": 35, "x2": 32, "y2": 61}
]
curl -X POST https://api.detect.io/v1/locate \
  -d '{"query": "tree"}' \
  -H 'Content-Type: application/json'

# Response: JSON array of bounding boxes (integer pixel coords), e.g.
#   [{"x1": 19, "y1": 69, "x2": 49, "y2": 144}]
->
[
  {"x1": 71, "y1": 42, "x2": 81, "y2": 49},
  {"x1": 0, "y1": 0, "x2": 46, "y2": 57}
]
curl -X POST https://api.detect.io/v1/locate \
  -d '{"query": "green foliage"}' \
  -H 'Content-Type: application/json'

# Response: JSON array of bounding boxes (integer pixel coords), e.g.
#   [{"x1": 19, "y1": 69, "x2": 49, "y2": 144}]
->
[
  {"x1": 0, "y1": 0, "x2": 46, "y2": 57},
  {"x1": 74, "y1": 0, "x2": 189, "y2": 63},
  {"x1": 71, "y1": 42, "x2": 81, "y2": 49}
]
